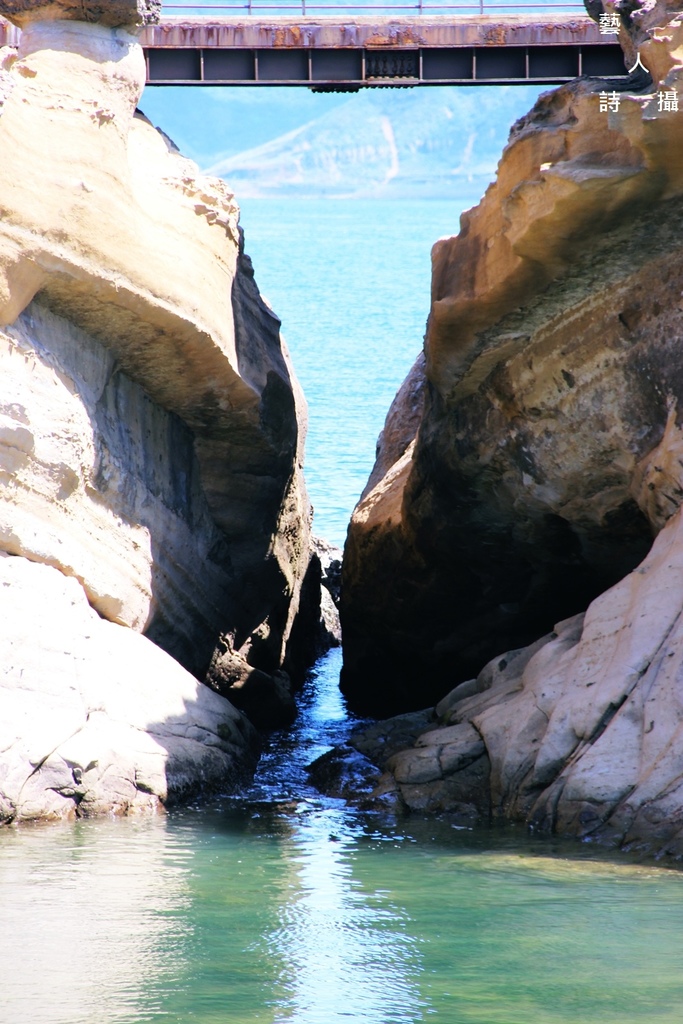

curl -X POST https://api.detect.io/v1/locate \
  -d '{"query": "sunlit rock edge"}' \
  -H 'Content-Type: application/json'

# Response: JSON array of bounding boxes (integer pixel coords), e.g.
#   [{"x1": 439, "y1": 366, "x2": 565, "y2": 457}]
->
[
  {"x1": 0, "y1": 5, "x2": 325, "y2": 820},
  {"x1": 340, "y1": 0, "x2": 683, "y2": 857}
]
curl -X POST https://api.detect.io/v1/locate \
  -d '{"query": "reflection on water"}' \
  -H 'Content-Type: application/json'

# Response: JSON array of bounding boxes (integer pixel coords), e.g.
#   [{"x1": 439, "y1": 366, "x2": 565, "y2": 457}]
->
[
  {"x1": 2, "y1": 650, "x2": 683, "y2": 1024},
  {"x1": 0, "y1": 816, "x2": 192, "y2": 1023},
  {"x1": 268, "y1": 808, "x2": 423, "y2": 1024}
]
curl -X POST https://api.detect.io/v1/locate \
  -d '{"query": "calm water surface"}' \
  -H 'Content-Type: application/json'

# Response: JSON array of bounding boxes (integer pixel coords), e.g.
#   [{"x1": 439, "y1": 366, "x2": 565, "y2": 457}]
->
[{"x1": 2, "y1": 650, "x2": 683, "y2": 1024}]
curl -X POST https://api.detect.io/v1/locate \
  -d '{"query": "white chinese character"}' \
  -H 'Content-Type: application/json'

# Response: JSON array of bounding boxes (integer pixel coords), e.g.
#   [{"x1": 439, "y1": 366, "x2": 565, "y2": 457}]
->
[
  {"x1": 658, "y1": 89, "x2": 678, "y2": 111},
  {"x1": 629, "y1": 53, "x2": 648, "y2": 74},
  {"x1": 599, "y1": 91, "x2": 620, "y2": 112},
  {"x1": 599, "y1": 12, "x2": 620, "y2": 33}
]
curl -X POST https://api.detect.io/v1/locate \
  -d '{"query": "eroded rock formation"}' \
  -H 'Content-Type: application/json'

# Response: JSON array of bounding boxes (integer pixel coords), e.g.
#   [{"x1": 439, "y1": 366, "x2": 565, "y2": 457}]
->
[
  {"x1": 0, "y1": 1, "x2": 312, "y2": 820},
  {"x1": 0, "y1": 0, "x2": 160, "y2": 28},
  {"x1": 347, "y1": 505, "x2": 683, "y2": 857},
  {"x1": 0, "y1": 554, "x2": 259, "y2": 821},
  {"x1": 342, "y1": 0, "x2": 683, "y2": 715}
]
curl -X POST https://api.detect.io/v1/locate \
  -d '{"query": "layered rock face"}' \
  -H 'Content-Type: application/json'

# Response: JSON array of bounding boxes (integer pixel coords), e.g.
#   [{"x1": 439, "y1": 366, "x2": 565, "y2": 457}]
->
[
  {"x1": 342, "y1": 0, "x2": 683, "y2": 715},
  {"x1": 0, "y1": 2, "x2": 310, "y2": 819},
  {"x1": 0, "y1": 0, "x2": 160, "y2": 27}
]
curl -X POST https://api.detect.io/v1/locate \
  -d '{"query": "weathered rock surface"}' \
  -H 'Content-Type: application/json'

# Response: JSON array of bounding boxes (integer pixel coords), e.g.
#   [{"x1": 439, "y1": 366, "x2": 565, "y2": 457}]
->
[
  {"x1": 0, "y1": 2, "x2": 312, "y2": 816},
  {"x1": 284, "y1": 536, "x2": 342, "y2": 679},
  {"x1": 0, "y1": 553, "x2": 259, "y2": 823},
  {"x1": 0, "y1": 0, "x2": 159, "y2": 28},
  {"x1": 351, "y1": 506, "x2": 683, "y2": 858},
  {"x1": 0, "y1": 7, "x2": 310, "y2": 676},
  {"x1": 312, "y1": 535, "x2": 343, "y2": 642},
  {"x1": 342, "y1": 0, "x2": 683, "y2": 713}
]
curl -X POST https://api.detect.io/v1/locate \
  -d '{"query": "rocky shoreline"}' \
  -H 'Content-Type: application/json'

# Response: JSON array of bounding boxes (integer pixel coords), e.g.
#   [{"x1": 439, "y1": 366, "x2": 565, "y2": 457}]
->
[
  {"x1": 341, "y1": 0, "x2": 683, "y2": 714},
  {"x1": 321, "y1": 510, "x2": 683, "y2": 859}
]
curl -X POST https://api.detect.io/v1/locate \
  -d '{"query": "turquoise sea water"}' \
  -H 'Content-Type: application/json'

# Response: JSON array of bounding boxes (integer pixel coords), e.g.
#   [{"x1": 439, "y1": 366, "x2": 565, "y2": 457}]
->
[
  {"x1": 238, "y1": 197, "x2": 467, "y2": 548},
  {"x1": 3, "y1": 651, "x2": 683, "y2": 1024}
]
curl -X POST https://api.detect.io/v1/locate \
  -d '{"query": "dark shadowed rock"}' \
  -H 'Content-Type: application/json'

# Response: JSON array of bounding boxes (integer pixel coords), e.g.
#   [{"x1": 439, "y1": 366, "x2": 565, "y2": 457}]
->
[{"x1": 306, "y1": 746, "x2": 399, "y2": 810}]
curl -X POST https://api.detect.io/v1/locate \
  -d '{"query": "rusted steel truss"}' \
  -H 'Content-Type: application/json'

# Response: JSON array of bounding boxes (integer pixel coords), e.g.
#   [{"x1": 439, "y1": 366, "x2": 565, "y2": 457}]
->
[
  {"x1": 141, "y1": 16, "x2": 625, "y2": 85},
  {"x1": 0, "y1": 14, "x2": 626, "y2": 85}
]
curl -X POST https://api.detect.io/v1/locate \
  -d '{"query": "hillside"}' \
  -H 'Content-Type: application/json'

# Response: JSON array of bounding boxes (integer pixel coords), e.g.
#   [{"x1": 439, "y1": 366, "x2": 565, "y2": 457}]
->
[
  {"x1": 141, "y1": 85, "x2": 546, "y2": 199},
  {"x1": 207, "y1": 86, "x2": 546, "y2": 198}
]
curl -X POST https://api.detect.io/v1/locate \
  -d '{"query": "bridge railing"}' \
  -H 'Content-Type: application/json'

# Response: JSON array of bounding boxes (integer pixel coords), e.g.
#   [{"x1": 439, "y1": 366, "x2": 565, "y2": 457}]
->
[{"x1": 163, "y1": 2, "x2": 588, "y2": 15}]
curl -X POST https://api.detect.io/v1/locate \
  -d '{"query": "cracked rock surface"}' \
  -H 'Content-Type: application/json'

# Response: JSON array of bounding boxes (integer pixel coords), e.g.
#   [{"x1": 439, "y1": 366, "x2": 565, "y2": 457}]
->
[
  {"x1": 0, "y1": 10, "x2": 313, "y2": 818},
  {"x1": 349, "y1": 507, "x2": 683, "y2": 858},
  {"x1": 0, "y1": 1, "x2": 160, "y2": 28}
]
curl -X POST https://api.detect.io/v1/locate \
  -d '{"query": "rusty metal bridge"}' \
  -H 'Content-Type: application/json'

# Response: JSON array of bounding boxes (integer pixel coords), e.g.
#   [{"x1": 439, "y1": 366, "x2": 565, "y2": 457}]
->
[{"x1": 0, "y1": 3, "x2": 627, "y2": 87}]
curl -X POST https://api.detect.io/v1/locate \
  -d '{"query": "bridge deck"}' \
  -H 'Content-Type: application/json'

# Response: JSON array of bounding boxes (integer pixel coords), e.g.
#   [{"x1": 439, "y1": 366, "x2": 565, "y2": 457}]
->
[
  {"x1": 0, "y1": 14, "x2": 626, "y2": 85},
  {"x1": 141, "y1": 16, "x2": 624, "y2": 86}
]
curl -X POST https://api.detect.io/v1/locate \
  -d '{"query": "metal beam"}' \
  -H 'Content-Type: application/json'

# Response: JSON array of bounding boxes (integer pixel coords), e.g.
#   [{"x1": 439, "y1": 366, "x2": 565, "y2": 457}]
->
[
  {"x1": 143, "y1": 44, "x2": 626, "y2": 85},
  {"x1": 1, "y1": 13, "x2": 627, "y2": 86},
  {"x1": 139, "y1": 16, "x2": 625, "y2": 85}
]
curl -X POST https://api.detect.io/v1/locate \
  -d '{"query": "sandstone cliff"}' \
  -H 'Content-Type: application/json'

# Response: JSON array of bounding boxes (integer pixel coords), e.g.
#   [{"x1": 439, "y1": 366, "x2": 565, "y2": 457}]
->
[
  {"x1": 340, "y1": 0, "x2": 683, "y2": 853},
  {"x1": 0, "y1": 0, "x2": 311, "y2": 820},
  {"x1": 343, "y1": 0, "x2": 683, "y2": 711}
]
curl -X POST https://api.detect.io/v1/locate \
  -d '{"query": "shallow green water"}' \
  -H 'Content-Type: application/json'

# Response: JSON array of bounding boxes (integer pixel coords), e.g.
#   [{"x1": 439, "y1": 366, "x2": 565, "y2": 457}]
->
[{"x1": 3, "y1": 650, "x2": 683, "y2": 1024}]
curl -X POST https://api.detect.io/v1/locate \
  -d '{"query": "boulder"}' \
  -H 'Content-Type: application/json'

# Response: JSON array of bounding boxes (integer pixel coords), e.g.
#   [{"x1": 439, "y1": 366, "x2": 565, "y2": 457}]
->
[
  {"x1": 342, "y1": 1, "x2": 683, "y2": 713},
  {"x1": 207, "y1": 641, "x2": 297, "y2": 731},
  {"x1": 0, "y1": 11, "x2": 310, "y2": 682},
  {"x1": 305, "y1": 746, "x2": 391, "y2": 809},
  {"x1": 0, "y1": 554, "x2": 259, "y2": 823}
]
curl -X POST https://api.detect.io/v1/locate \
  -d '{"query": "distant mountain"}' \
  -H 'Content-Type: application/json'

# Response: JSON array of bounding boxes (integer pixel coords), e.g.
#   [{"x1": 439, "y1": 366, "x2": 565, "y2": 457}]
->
[
  {"x1": 140, "y1": 85, "x2": 349, "y2": 167},
  {"x1": 205, "y1": 86, "x2": 547, "y2": 199}
]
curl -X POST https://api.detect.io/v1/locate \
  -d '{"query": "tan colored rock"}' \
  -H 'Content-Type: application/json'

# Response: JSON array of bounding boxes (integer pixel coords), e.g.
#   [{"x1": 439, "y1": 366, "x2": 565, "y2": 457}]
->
[
  {"x1": 0, "y1": 15, "x2": 311, "y2": 684},
  {"x1": 361, "y1": 507, "x2": 683, "y2": 857},
  {"x1": 0, "y1": 553, "x2": 259, "y2": 823},
  {"x1": 587, "y1": 0, "x2": 683, "y2": 84},
  {"x1": 0, "y1": 0, "x2": 159, "y2": 28},
  {"x1": 342, "y1": 3, "x2": 683, "y2": 710}
]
